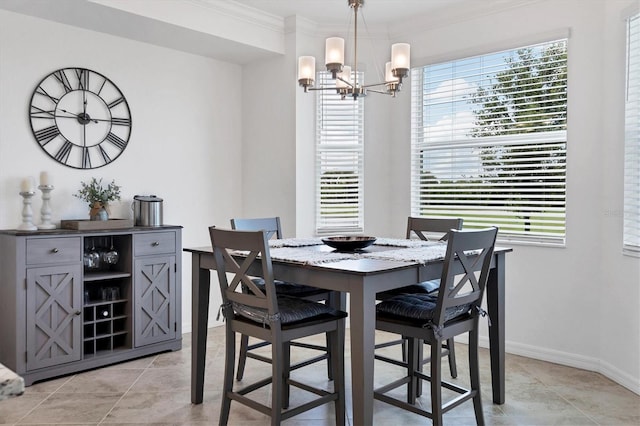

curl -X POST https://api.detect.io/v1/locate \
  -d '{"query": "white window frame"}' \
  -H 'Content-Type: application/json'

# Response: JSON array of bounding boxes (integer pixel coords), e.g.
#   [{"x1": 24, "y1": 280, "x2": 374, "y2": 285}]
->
[
  {"x1": 410, "y1": 39, "x2": 568, "y2": 246},
  {"x1": 624, "y1": 12, "x2": 640, "y2": 256},
  {"x1": 315, "y1": 70, "x2": 364, "y2": 234}
]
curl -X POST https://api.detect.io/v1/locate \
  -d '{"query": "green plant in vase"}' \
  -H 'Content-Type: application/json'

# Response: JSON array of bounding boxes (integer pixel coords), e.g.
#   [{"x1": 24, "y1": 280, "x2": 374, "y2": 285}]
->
[{"x1": 74, "y1": 178, "x2": 122, "y2": 220}]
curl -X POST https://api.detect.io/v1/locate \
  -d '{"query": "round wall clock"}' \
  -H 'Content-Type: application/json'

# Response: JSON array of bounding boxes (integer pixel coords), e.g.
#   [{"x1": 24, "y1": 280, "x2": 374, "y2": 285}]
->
[{"x1": 29, "y1": 67, "x2": 132, "y2": 169}]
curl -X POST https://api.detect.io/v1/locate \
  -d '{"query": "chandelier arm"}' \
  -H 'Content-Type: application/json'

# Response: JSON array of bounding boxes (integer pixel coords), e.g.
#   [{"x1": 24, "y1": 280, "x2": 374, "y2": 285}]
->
[
  {"x1": 362, "y1": 81, "x2": 390, "y2": 89},
  {"x1": 307, "y1": 87, "x2": 344, "y2": 92},
  {"x1": 366, "y1": 89, "x2": 393, "y2": 95},
  {"x1": 337, "y1": 75, "x2": 355, "y2": 88}
]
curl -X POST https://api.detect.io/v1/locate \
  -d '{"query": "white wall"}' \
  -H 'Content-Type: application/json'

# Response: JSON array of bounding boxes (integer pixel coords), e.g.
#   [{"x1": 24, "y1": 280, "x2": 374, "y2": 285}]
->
[
  {"x1": 0, "y1": 9, "x2": 243, "y2": 333},
  {"x1": 2, "y1": 0, "x2": 637, "y2": 395},
  {"x1": 242, "y1": 0, "x2": 640, "y2": 393}
]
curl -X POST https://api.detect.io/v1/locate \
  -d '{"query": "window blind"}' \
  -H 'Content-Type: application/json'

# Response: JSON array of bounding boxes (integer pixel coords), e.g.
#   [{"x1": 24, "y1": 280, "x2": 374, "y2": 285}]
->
[
  {"x1": 411, "y1": 39, "x2": 567, "y2": 244},
  {"x1": 624, "y1": 13, "x2": 640, "y2": 256},
  {"x1": 316, "y1": 71, "x2": 364, "y2": 234}
]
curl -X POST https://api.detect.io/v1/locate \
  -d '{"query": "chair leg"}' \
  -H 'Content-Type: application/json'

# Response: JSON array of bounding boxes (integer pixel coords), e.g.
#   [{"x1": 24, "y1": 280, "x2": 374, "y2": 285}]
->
[
  {"x1": 220, "y1": 325, "x2": 235, "y2": 426},
  {"x1": 401, "y1": 338, "x2": 408, "y2": 362},
  {"x1": 236, "y1": 334, "x2": 249, "y2": 380},
  {"x1": 283, "y1": 342, "x2": 291, "y2": 409},
  {"x1": 330, "y1": 321, "x2": 346, "y2": 426},
  {"x1": 469, "y1": 328, "x2": 485, "y2": 426},
  {"x1": 325, "y1": 332, "x2": 334, "y2": 380},
  {"x1": 406, "y1": 337, "x2": 420, "y2": 404},
  {"x1": 446, "y1": 338, "x2": 458, "y2": 378},
  {"x1": 326, "y1": 289, "x2": 343, "y2": 381},
  {"x1": 430, "y1": 340, "x2": 444, "y2": 426},
  {"x1": 271, "y1": 338, "x2": 284, "y2": 426},
  {"x1": 416, "y1": 340, "x2": 423, "y2": 397}
]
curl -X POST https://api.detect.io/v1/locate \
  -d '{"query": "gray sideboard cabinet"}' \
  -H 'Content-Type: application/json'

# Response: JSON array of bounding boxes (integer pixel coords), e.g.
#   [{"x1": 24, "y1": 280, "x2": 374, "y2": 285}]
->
[{"x1": 0, "y1": 226, "x2": 182, "y2": 386}]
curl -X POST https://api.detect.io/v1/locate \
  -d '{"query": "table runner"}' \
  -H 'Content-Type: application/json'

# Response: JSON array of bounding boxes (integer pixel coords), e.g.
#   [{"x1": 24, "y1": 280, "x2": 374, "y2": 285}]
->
[
  {"x1": 269, "y1": 240, "x2": 450, "y2": 265},
  {"x1": 359, "y1": 243, "x2": 447, "y2": 264},
  {"x1": 236, "y1": 238, "x2": 453, "y2": 266},
  {"x1": 269, "y1": 238, "x2": 323, "y2": 248},
  {"x1": 269, "y1": 247, "x2": 358, "y2": 264}
]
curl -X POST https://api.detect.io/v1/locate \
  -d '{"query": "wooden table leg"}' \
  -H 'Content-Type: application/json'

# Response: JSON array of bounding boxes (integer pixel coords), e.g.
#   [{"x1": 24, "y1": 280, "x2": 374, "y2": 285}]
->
[
  {"x1": 191, "y1": 255, "x2": 211, "y2": 404},
  {"x1": 486, "y1": 252, "x2": 506, "y2": 404},
  {"x1": 348, "y1": 285, "x2": 376, "y2": 426}
]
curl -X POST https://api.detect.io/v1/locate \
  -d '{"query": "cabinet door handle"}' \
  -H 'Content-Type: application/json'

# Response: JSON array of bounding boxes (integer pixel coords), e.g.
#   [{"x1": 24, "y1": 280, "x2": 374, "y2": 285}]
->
[
  {"x1": 74, "y1": 310, "x2": 81, "y2": 316},
  {"x1": 51, "y1": 248, "x2": 59, "y2": 253},
  {"x1": 152, "y1": 241, "x2": 160, "y2": 246}
]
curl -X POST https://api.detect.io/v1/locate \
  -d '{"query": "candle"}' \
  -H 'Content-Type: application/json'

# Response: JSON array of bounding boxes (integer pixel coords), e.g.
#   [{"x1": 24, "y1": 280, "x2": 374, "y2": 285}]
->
[
  {"x1": 21, "y1": 177, "x2": 35, "y2": 192},
  {"x1": 40, "y1": 171, "x2": 50, "y2": 186}
]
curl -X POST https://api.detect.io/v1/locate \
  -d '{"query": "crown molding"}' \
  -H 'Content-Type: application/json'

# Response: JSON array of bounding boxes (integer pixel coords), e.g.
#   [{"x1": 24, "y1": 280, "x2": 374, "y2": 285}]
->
[
  {"x1": 191, "y1": 0, "x2": 284, "y2": 34},
  {"x1": 387, "y1": 0, "x2": 541, "y2": 40}
]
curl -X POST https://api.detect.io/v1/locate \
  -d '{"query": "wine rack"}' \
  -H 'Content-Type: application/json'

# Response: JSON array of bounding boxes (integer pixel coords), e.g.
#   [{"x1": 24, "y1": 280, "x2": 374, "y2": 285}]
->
[
  {"x1": 82, "y1": 234, "x2": 133, "y2": 357},
  {"x1": 83, "y1": 299, "x2": 130, "y2": 356}
]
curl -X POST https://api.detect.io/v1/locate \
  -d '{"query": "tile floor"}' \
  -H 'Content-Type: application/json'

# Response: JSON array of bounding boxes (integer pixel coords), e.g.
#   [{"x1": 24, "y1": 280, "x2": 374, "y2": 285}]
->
[{"x1": 0, "y1": 326, "x2": 638, "y2": 425}]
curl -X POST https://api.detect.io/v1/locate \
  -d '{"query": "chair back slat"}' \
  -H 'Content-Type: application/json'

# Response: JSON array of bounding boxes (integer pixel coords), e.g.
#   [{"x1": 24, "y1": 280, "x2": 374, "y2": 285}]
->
[
  {"x1": 434, "y1": 227, "x2": 498, "y2": 325},
  {"x1": 406, "y1": 217, "x2": 463, "y2": 241},
  {"x1": 231, "y1": 217, "x2": 283, "y2": 239},
  {"x1": 209, "y1": 227, "x2": 278, "y2": 316}
]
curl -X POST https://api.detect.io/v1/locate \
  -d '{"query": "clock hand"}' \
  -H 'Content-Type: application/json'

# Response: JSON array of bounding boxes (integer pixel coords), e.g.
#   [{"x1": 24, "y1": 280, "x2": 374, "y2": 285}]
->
[
  {"x1": 83, "y1": 89, "x2": 87, "y2": 115},
  {"x1": 57, "y1": 109, "x2": 99, "y2": 124}
]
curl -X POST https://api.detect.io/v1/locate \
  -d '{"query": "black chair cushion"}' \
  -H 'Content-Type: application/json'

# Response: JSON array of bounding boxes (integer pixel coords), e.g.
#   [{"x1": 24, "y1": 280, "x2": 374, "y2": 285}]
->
[
  {"x1": 376, "y1": 293, "x2": 471, "y2": 323},
  {"x1": 233, "y1": 295, "x2": 345, "y2": 325},
  {"x1": 377, "y1": 279, "x2": 440, "y2": 300},
  {"x1": 250, "y1": 277, "x2": 328, "y2": 298}
]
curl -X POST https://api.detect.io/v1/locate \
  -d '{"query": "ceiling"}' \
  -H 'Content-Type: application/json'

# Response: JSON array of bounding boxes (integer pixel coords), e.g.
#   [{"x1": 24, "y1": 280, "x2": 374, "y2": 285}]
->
[
  {"x1": 0, "y1": 0, "x2": 527, "y2": 64},
  {"x1": 228, "y1": 0, "x2": 472, "y2": 26}
]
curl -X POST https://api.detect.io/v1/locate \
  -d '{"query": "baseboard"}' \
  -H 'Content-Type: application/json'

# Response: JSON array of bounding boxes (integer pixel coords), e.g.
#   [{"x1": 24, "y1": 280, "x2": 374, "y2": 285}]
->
[{"x1": 476, "y1": 336, "x2": 640, "y2": 396}]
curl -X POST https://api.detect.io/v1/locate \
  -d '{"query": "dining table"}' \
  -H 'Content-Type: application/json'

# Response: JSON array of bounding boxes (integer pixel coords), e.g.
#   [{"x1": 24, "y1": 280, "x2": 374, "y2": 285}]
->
[{"x1": 186, "y1": 237, "x2": 511, "y2": 426}]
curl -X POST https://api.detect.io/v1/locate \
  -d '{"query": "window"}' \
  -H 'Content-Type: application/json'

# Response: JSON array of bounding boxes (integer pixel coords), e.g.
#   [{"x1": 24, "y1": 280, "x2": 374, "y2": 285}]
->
[
  {"x1": 316, "y1": 70, "x2": 364, "y2": 234},
  {"x1": 624, "y1": 13, "x2": 640, "y2": 256},
  {"x1": 411, "y1": 39, "x2": 568, "y2": 244}
]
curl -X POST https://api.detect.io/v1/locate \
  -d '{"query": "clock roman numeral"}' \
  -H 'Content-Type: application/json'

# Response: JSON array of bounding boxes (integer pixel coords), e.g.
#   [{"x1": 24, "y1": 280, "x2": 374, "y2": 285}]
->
[
  {"x1": 35, "y1": 86, "x2": 60, "y2": 104},
  {"x1": 99, "y1": 145, "x2": 111, "y2": 164},
  {"x1": 34, "y1": 126, "x2": 60, "y2": 145},
  {"x1": 107, "y1": 97, "x2": 125, "y2": 109},
  {"x1": 111, "y1": 117, "x2": 131, "y2": 126},
  {"x1": 106, "y1": 132, "x2": 127, "y2": 150},
  {"x1": 96, "y1": 77, "x2": 107, "y2": 96},
  {"x1": 82, "y1": 147, "x2": 91, "y2": 169},
  {"x1": 30, "y1": 105, "x2": 56, "y2": 119},
  {"x1": 54, "y1": 141, "x2": 73, "y2": 163},
  {"x1": 53, "y1": 70, "x2": 73, "y2": 93},
  {"x1": 76, "y1": 69, "x2": 89, "y2": 90}
]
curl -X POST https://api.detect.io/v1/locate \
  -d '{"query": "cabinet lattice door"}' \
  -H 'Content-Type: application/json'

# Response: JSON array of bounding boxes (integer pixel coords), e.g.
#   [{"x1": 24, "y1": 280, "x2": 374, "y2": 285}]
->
[
  {"x1": 26, "y1": 264, "x2": 82, "y2": 370},
  {"x1": 134, "y1": 256, "x2": 176, "y2": 346}
]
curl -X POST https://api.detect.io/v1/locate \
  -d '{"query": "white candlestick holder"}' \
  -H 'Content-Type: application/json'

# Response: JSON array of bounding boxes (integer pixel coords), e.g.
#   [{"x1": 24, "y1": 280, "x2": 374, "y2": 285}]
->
[
  {"x1": 38, "y1": 185, "x2": 56, "y2": 230},
  {"x1": 17, "y1": 191, "x2": 38, "y2": 231}
]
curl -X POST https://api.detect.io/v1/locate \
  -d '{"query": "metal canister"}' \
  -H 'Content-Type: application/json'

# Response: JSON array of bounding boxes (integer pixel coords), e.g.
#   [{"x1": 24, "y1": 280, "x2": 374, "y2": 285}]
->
[{"x1": 133, "y1": 195, "x2": 163, "y2": 226}]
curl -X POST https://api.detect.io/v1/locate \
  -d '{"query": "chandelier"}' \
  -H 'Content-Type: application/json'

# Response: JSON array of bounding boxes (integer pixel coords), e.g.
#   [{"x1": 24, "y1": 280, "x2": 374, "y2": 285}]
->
[{"x1": 297, "y1": 0, "x2": 410, "y2": 100}]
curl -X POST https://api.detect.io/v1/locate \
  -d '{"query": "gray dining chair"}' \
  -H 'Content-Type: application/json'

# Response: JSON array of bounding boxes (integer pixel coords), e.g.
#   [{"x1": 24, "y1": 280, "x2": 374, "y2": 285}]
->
[
  {"x1": 375, "y1": 216, "x2": 463, "y2": 379},
  {"x1": 374, "y1": 227, "x2": 498, "y2": 426},
  {"x1": 230, "y1": 217, "x2": 335, "y2": 381},
  {"x1": 210, "y1": 227, "x2": 347, "y2": 425}
]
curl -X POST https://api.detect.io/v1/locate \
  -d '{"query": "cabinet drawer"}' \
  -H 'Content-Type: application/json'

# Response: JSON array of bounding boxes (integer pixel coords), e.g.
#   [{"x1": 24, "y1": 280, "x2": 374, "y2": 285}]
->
[
  {"x1": 26, "y1": 237, "x2": 81, "y2": 265},
  {"x1": 134, "y1": 232, "x2": 176, "y2": 256}
]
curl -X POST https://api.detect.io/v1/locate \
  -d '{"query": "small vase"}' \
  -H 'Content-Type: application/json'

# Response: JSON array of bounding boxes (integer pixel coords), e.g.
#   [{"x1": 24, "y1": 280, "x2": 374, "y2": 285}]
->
[{"x1": 90, "y1": 203, "x2": 109, "y2": 221}]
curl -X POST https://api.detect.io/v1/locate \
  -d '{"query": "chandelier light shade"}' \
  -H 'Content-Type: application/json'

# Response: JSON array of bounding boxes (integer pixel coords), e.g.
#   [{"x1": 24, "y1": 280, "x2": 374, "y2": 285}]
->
[
  {"x1": 391, "y1": 43, "x2": 410, "y2": 75},
  {"x1": 298, "y1": 56, "x2": 316, "y2": 89},
  {"x1": 297, "y1": 0, "x2": 410, "y2": 99},
  {"x1": 325, "y1": 37, "x2": 345, "y2": 77}
]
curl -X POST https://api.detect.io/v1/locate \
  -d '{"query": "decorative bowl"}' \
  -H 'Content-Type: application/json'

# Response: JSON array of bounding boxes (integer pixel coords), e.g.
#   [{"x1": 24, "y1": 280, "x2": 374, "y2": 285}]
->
[{"x1": 322, "y1": 236, "x2": 377, "y2": 251}]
